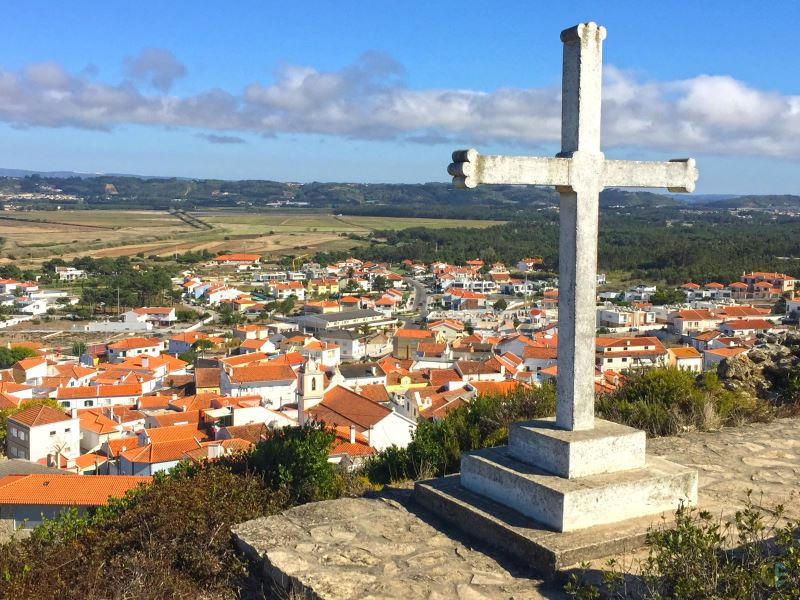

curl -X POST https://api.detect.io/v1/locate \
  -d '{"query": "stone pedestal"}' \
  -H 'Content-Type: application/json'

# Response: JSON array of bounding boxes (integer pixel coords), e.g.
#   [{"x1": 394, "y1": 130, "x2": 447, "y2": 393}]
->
[{"x1": 414, "y1": 417, "x2": 698, "y2": 571}]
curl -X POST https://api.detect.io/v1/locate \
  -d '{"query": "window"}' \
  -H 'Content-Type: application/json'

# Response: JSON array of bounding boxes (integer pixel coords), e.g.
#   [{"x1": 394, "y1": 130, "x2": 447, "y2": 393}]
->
[
  {"x1": 622, "y1": 357, "x2": 628, "y2": 362},
  {"x1": 50, "y1": 431, "x2": 56, "y2": 436},
  {"x1": 64, "y1": 428, "x2": 71, "y2": 433},
  {"x1": 9, "y1": 427, "x2": 17, "y2": 438},
  {"x1": 84, "y1": 400, "x2": 94, "y2": 408}
]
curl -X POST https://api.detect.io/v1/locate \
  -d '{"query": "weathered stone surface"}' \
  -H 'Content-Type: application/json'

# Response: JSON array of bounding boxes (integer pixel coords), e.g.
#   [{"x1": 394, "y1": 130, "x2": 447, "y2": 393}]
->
[
  {"x1": 234, "y1": 418, "x2": 800, "y2": 598},
  {"x1": 459, "y1": 448, "x2": 696, "y2": 532},
  {"x1": 233, "y1": 496, "x2": 562, "y2": 599},
  {"x1": 507, "y1": 417, "x2": 645, "y2": 478}
]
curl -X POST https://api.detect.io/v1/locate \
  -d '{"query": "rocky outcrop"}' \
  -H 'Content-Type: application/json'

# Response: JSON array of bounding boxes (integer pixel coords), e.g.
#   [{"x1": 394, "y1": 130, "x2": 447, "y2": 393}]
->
[{"x1": 716, "y1": 331, "x2": 800, "y2": 402}]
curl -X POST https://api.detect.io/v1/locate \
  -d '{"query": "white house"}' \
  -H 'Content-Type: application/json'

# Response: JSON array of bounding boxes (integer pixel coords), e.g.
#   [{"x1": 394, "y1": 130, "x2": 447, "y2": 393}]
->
[
  {"x1": 220, "y1": 364, "x2": 298, "y2": 409},
  {"x1": 106, "y1": 337, "x2": 164, "y2": 362},
  {"x1": 6, "y1": 405, "x2": 80, "y2": 464}
]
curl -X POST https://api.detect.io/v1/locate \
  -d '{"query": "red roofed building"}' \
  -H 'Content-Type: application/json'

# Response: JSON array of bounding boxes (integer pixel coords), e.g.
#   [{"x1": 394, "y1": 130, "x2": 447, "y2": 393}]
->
[
  {"x1": 0, "y1": 474, "x2": 150, "y2": 534},
  {"x1": 6, "y1": 405, "x2": 80, "y2": 464},
  {"x1": 220, "y1": 364, "x2": 297, "y2": 408},
  {"x1": 213, "y1": 253, "x2": 261, "y2": 265}
]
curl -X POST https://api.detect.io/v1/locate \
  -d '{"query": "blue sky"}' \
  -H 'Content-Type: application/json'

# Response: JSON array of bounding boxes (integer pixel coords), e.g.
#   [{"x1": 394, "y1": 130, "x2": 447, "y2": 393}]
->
[{"x1": 1, "y1": 1, "x2": 799, "y2": 193}]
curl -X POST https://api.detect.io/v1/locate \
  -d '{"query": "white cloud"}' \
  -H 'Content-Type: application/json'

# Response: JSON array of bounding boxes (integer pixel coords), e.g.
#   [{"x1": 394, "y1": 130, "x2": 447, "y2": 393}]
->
[{"x1": 0, "y1": 51, "x2": 799, "y2": 156}]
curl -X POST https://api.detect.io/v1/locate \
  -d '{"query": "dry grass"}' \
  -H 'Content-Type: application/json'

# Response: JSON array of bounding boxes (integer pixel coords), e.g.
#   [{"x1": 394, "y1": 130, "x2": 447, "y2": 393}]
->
[{"x1": 4, "y1": 209, "x2": 502, "y2": 265}]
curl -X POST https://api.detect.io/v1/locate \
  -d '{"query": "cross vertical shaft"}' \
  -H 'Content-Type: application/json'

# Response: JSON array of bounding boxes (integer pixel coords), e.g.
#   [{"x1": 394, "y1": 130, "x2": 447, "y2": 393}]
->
[{"x1": 555, "y1": 23, "x2": 606, "y2": 431}]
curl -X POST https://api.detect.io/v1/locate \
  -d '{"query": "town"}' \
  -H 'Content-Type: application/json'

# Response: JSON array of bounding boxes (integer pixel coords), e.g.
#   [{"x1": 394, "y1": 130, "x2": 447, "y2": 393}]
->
[{"x1": 0, "y1": 247, "x2": 794, "y2": 535}]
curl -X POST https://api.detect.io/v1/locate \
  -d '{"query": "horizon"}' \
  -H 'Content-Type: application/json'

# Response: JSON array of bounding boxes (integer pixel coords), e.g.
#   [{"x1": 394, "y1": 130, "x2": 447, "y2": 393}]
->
[{"x1": 2, "y1": 2, "x2": 799, "y2": 194}]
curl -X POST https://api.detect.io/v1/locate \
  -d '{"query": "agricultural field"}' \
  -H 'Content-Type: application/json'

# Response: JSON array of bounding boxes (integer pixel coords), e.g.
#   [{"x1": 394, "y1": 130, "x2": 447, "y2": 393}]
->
[{"x1": 0, "y1": 209, "x2": 503, "y2": 265}]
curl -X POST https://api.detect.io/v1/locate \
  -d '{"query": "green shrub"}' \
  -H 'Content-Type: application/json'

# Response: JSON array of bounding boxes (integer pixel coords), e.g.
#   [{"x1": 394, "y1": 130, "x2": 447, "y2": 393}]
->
[
  {"x1": 566, "y1": 496, "x2": 800, "y2": 599},
  {"x1": 366, "y1": 383, "x2": 555, "y2": 484},
  {"x1": 0, "y1": 463, "x2": 277, "y2": 600}
]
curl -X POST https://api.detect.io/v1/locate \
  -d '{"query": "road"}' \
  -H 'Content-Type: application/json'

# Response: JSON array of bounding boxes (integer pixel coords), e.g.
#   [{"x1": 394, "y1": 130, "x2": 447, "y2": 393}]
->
[{"x1": 404, "y1": 277, "x2": 428, "y2": 327}]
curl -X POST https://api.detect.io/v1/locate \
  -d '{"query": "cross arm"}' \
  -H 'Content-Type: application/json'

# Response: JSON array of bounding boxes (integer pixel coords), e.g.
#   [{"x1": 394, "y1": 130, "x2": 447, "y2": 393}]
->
[
  {"x1": 448, "y1": 148, "x2": 570, "y2": 189},
  {"x1": 602, "y1": 158, "x2": 698, "y2": 193}
]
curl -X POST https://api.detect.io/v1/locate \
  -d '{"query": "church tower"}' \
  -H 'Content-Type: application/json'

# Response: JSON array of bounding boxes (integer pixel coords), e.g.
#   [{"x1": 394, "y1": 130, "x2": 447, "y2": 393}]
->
[{"x1": 297, "y1": 357, "x2": 324, "y2": 425}]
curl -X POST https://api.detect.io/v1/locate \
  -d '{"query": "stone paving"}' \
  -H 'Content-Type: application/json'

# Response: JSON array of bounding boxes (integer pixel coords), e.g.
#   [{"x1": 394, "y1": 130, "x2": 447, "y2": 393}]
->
[
  {"x1": 648, "y1": 417, "x2": 800, "y2": 519},
  {"x1": 233, "y1": 418, "x2": 800, "y2": 599}
]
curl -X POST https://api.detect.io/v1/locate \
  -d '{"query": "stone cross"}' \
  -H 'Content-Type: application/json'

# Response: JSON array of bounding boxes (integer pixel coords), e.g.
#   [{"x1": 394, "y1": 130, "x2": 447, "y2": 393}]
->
[{"x1": 448, "y1": 22, "x2": 698, "y2": 432}]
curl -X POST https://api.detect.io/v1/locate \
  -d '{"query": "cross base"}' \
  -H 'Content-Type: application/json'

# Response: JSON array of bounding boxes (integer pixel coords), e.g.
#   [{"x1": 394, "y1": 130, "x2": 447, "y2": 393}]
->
[
  {"x1": 508, "y1": 417, "x2": 645, "y2": 479},
  {"x1": 413, "y1": 417, "x2": 697, "y2": 542}
]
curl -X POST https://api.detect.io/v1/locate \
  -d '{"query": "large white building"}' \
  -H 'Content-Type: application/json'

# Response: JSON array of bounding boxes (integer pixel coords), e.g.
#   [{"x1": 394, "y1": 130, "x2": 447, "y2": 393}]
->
[{"x1": 6, "y1": 405, "x2": 80, "y2": 464}]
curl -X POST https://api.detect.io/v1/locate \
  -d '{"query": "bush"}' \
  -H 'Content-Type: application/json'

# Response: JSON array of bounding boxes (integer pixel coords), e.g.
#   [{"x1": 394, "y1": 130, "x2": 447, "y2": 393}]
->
[
  {"x1": 0, "y1": 463, "x2": 278, "y2": 600},
  {"x1": 366, "y1": 384, "x2": 555, "y2": 484},
  {"x1": 566, "y1": 496, "x2": 800, "y2": 599},
  {"x1": 597, "y1": 368, "x2": 771, "y2": 436}
]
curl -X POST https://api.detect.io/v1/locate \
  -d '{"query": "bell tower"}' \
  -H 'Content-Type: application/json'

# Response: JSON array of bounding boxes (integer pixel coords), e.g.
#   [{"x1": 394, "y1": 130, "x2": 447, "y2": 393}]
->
[{"x1": 298, "y1": 357, "x2": 324, "y2": 425}]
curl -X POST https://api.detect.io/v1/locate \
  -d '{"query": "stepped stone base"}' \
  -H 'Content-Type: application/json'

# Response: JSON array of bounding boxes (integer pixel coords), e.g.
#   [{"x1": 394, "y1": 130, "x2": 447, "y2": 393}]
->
[
  {"x1": 461, "y1": 446, "x2": 697, "y2": 532},
  {"x1": 414, "y1": 473, "x2": 693, "y2": 573},
  {"x1": 508, "y1": 418, "x2": 645, "y2": 478}
]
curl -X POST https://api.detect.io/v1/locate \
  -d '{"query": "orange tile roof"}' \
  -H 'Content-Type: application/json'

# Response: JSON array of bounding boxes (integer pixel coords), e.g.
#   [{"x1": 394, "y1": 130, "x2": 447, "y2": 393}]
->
[
  {"x1": 214, "y1": 253, "x2": 260, "y2": 261},
  {"x1": 73, "y1": 452, "x2": 109, "y2": 470},
  {"x1": 9, "y1": 405, "x2": 71, "y2": 427},
  {"x1": 56, "y1": 383, "x2": 142, "y2": 400},
  {"x1": 669, "y1": 347, "x2": 702, "y2": 359},
  {"x1": 0, "y1": 474, "x2": 149, "y2": 506},
  {"x1": 144, "y1": 423, "x2": 209, "y2": 444},
  {"x1": 722, "y1": 319, "x2": 773, "y2": 330},
  {"x1": 120, "y1": 438, "x2": 203, "y2": 464},
  {"x1": 108, "y1": 337, "x2": 162, "y2": 351},
  {"x1": 15, "y1": 357, "x2": 46, "y2": 370},
  {"x1": 705, "y1": 347, "x2": 748, "y2": 357},
  {"x1": 228, "y1": 364, "x2": 296, "y2": 383},
  {"x1": 470, "y1": 380, "x2": 527, "y2": 396},
  {"x1": 394, "y1": 328, "x2": 433, "y2": 339},
  {"x1": 308, "y1": 385, "x2": 391, "y2": 429}
]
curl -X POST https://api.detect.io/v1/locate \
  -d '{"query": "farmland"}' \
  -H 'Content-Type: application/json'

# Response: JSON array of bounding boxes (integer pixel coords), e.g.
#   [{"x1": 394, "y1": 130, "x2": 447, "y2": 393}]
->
[{"x1": 0, "y1": 209, "x2": 503, "y2": 265}]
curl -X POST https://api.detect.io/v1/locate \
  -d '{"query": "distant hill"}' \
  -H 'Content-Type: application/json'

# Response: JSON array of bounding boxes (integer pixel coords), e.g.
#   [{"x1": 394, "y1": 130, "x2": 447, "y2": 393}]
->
[
  {"x1": 0, "y1": 167, "x2": 796, "y2": 218},
  {"x1": 710, "y1": 195, "x2": 800, "y2": 209}
]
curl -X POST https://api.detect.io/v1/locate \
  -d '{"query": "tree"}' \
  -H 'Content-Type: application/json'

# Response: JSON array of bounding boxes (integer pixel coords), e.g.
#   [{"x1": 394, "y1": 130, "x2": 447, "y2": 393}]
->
[
  {"x1": 649, "y1": 287, "x2": 685, "y2": 306},
  {"x1": 0, "y1": 346, "x2": 38, "y2": 369},
  {"x1": 71, "y1": 341, "x2": 87, "y2": 357},
  {"x1": 493, "y1": 298, "x2": 508, "y2": 311},
  {"x1": 217, "y1": 303, "x2": 243, "y2": 326},
  {"x1": 464, "y1": 320, "x2": 474, "y2": 335},
  {"x1": 372, "y1": 275, "x2": 389, "y2": 292},
  {"x1": 191, "y1": 338, "x2": 214, "y2": 358}
]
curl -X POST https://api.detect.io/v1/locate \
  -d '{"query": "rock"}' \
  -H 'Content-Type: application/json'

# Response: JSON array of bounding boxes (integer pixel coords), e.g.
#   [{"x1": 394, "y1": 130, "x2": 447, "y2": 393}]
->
[{"x1": 232, "y1": 497, "x2": 553, "y2": 599}]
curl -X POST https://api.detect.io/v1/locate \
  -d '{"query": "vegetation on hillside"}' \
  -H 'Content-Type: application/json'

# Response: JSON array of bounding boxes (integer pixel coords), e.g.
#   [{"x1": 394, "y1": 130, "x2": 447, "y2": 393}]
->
[
  {"x1": 315, "y1": 211, "x2": 800, "y2": 284},
  {"x1": 566, "y1": 498, "x2": 800, "y2": 599},
  {"x1": 0, "y1": 422, "x2": 364, "y2": 600},
  {"x1": 365, "y1": 369, "x2": 772, "y2": 485}
]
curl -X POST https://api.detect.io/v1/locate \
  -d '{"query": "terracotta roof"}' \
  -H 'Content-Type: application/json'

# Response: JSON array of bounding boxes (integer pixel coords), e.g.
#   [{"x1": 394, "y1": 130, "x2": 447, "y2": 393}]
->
[
  {"x1": 137, "y1": 395, "x2": 172, "y2": 410},
  {"x1": 705, "y1": 347, "x2": 748, "y2": 357},
  {"x1": 717, "y1": 306, "x2": 770, "y2": 318},
  {"x1": 0, "y1": 474, "x2": 149, "y2": 506},
  {"x1": 78, "y1": 411, "x2": 119, "y2": 434},
  {"x1": 195, "y1": 367, "x2": 221, "y2": 388},
  {"x1": 215, "y1": 253, "x2": 260, "y2": 261},
  {"x1": 228, "y1": 364, "x2": 296, "y2": 383},
  {"x1": 308, "y1": 385, "x2": 392, "y2": 429},
  {"x1": 221, "y1": 352, "x2": 267, "y2": 367},
  {"x1": 150, "y1": 410, "x2": 201, "y2": 427},
  {"x1": 108, "y1": 337, "x2": 162, "y2": 351},
  {"x1": 722, "y1": 319, "x2": 773, "y2": 330},
  {"x1": 120, "y1": 438, "x2": 203, "y2": 464},
  {"x1": 73, "y1": 452, "x2": 108, "y2": 469},
  {"x1": 669, "y1": 346, "x2": 702, "y2": 359},
  {"x1": 522, "y1": 346, "x2": 558, "y2": 360},
  {"x1": 219, "y1": 423, "x2": 270, "y2": 444},
  {"x1": 357, "y1": 383, "x2": 391, "y2": 404},
  {"x1": 9, "y1": 405, "x2": 71, "y2": 428},
  {"x1": 394, "y1": 329, "x2": 433, "y2": 339},
  {"x1": 56, "y1": 383, "x2": 142, "y2": 400},
  {"x1": 144, "y1": 423, "x2": 209, "y2": 444},
  {"x1": 15, "y1": 357, "x2": 46, "y2": 370},
  {"x1": 470, "y1": 380, "x2": 527, "y2": 396}
]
